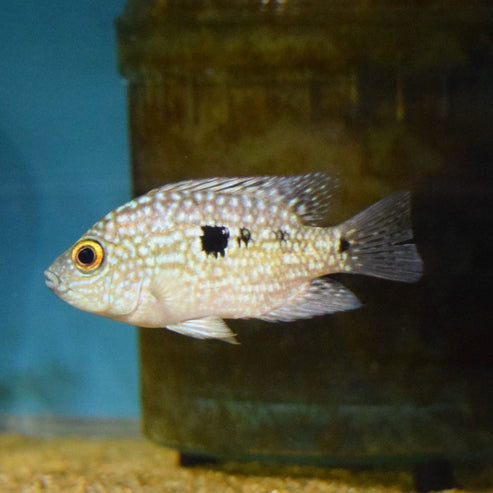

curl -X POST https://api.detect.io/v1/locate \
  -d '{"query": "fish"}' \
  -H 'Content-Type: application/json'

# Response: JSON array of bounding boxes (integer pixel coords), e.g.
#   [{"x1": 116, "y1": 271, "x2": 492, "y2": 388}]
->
[{"x1": 44, "y1": 172, "x2": 423, "y2": 343}]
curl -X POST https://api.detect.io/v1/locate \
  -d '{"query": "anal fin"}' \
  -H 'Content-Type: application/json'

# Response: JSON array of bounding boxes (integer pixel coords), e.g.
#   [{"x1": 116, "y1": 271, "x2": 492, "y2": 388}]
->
[
  {"x1": 166, "y1": 317, "x2": 238, "y2": 344},
  {"x1": 259, "y1": 278, "x2": 361, "y2": 322}
]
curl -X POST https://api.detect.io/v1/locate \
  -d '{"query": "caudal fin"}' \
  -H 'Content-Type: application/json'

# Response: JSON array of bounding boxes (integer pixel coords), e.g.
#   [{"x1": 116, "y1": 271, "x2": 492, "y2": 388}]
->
[{"x1": 338, "y1": 191, "x2": 423, "y2": 283}]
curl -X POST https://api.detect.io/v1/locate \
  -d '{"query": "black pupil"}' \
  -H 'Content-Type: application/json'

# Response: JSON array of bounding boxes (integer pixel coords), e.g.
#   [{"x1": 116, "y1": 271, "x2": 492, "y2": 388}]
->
[{"x1": 78, "y1": 246, "x2": 96, "y2": 265}]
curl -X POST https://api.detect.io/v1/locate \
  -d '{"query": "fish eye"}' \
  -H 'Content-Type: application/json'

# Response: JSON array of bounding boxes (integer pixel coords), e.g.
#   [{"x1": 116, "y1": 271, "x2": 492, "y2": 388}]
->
[{"x1": 71, "y1": 239, "x2": 104, "y2": 272}]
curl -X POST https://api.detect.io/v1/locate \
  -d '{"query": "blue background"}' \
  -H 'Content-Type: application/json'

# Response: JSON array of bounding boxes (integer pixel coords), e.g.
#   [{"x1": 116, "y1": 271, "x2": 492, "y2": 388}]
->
[{"x1": 0, "y1": 1, "x2": 138, "y2": 418}]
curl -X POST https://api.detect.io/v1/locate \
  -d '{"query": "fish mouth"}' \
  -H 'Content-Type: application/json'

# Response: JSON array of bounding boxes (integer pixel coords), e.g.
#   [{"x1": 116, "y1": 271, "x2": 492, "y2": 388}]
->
[{"x1": 44, "y1": 269, "x2": 61, "y2": 290}]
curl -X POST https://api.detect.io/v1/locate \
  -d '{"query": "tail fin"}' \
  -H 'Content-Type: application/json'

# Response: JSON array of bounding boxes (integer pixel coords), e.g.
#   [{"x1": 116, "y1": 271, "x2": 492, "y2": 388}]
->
[{"x1": 338, "y1": 191, "x2": 423, "y2": 282}]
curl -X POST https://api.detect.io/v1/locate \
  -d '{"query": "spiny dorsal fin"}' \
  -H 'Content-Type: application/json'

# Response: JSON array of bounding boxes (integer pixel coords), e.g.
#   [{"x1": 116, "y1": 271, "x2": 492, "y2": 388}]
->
[{"x1": 152, "y1": 172, "x2": 335, "y2": 226}]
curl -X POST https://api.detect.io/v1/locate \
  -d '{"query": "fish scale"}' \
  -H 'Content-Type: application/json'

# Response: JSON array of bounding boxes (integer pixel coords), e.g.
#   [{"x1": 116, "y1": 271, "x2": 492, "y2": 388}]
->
[{"x1": 45, "y1": 173, "x2": 423, "y2": 343}]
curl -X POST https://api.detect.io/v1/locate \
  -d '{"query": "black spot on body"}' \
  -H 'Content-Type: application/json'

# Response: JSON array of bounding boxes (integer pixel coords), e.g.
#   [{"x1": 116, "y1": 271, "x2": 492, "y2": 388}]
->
[
  {"x1": 339, "y1": 237, "x2": 350, "y2": 253},
  {"x1": 201, "y1": 225, "x2": 229, "y2": 258},
  {"x1": 237, "y1": 227, "x2": 252, "y2": 248},
  {"x1": 275, "y1": 229, "x2": 289, "y2": 243}
]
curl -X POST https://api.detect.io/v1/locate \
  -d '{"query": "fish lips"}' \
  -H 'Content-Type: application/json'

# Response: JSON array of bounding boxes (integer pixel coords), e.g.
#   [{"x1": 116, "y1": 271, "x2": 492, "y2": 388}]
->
[{"x1": 44, "y1": 269, "x2": 61, "y2": 291}]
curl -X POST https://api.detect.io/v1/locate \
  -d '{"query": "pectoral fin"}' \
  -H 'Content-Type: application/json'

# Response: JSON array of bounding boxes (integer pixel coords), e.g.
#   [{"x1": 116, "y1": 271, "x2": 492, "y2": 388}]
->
[{"x1": 166, "y1": 317, "x2": 238, "y2": 344}]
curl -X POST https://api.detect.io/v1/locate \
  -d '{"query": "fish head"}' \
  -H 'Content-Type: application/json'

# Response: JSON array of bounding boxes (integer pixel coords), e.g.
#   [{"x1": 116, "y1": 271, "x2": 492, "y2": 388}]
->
[{"x1": 44, "y1": 231, "x2": 144, "y2": 320}]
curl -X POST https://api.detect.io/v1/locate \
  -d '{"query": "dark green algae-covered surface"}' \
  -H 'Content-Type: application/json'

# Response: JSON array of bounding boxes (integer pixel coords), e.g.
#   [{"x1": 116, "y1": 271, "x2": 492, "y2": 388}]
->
[
  {"x1": 3, "y1": 5, "x2": 493, "y2": 492},
  {"x1": 117, "y1": 0, "x2": 493, "y2": 465}
]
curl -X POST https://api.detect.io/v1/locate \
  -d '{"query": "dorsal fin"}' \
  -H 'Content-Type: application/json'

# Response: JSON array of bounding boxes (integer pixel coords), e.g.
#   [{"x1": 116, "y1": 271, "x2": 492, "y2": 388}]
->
[
  {"x1": 273, "y1": 172, "x2": 335, "y2": 225},
  {"x1": 152, "y1": 172, "x2": 335, "y2": 226}
]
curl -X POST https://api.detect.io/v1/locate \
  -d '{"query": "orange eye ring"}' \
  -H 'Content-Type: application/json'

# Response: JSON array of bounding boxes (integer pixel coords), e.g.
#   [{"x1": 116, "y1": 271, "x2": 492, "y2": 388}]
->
[{"x1": 71, "y1": 239, "x2": 104, "y2": 272}]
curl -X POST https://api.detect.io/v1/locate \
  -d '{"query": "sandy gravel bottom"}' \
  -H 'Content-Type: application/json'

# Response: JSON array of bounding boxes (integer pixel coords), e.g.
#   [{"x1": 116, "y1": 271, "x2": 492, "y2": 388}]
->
[{"x1": 0, "y1": 434, "x2": 490, "y2": 492}]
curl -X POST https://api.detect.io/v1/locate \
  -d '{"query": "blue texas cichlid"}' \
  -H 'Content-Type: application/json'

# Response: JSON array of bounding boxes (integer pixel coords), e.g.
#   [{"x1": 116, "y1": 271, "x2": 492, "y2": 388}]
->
[{"x1": 44, "y1": 173, "x2": 423, "y2": 343}]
